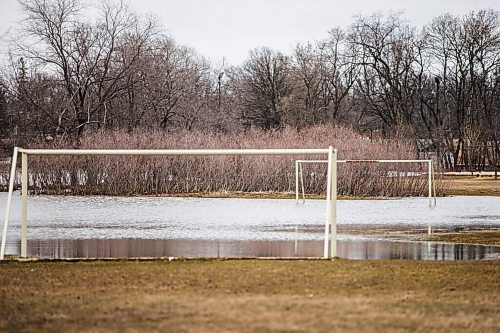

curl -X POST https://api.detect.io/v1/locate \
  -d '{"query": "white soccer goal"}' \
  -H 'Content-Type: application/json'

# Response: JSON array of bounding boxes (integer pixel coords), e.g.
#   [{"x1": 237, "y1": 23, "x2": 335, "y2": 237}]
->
[
  {"x1": 295, "y1": 159, "x2": 437, "y2": 234},
  {"x1": 1, "y1": 147, "x2": 338, "y2": 260}
]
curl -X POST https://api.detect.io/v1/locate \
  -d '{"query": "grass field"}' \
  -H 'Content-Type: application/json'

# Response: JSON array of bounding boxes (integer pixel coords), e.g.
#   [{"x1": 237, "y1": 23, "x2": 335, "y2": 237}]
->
[{"x1": 0, "y1": 259, "x2": 499, "y2": 333}]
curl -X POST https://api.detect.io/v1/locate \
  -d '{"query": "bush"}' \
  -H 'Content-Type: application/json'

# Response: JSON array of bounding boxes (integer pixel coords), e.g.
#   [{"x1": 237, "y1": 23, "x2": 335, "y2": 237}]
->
[{"x1": 1, "y1": 125, "x2": 437, "y2": 197}]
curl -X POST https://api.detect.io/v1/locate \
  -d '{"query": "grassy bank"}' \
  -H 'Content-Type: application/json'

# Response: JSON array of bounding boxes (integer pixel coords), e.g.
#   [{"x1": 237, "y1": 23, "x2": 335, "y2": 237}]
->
[{"x1": 0, "y1": 260, "x2": 498, "y2": 333}]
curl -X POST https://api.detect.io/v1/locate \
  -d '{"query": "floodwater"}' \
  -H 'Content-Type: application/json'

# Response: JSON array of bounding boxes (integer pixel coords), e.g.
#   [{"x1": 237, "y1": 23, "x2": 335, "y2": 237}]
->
[{"x1": 0, "y1": 193, "x2": 499, "y2": 260}]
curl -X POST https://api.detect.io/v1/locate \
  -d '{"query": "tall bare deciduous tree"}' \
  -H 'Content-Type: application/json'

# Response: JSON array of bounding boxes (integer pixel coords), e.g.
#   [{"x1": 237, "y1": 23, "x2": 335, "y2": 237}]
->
[
  {"x1": 237, "y1": 47, "x2": 292, "y2": 129},
  {"x1": 424, "y1": 10, "x2": 500, "y2": 171},
  {"x1": 349, "y1": 13, "x2": 421, "y2": 132},
  {"x1": 16, "y1": 0, "x2": 157, "y2": 135}
]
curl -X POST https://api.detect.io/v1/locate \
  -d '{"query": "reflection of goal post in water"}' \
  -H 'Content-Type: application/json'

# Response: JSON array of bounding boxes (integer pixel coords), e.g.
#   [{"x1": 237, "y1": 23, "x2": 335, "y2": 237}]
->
[
  {"x1": 1, "y1": 147, "x2": 338, "y2": 260},
  {"x1": 295, "y1": 159, "x2": 437, "y2": 234}
]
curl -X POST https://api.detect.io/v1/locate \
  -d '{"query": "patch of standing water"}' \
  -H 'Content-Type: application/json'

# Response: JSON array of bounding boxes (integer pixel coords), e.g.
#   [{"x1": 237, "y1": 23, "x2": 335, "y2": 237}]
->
[{"x1": 0, "y1": 193, "x2": 498, "y2": 259}]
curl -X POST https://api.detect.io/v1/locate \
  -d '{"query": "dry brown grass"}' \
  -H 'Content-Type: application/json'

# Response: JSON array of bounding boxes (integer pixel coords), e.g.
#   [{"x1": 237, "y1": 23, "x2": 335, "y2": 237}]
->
[
  {"x1": 442, "y1": 176, "x2": 500, "y2": 196},
  {"x1": 0, "y1": 259, "x2": 498, "y2": 333}
]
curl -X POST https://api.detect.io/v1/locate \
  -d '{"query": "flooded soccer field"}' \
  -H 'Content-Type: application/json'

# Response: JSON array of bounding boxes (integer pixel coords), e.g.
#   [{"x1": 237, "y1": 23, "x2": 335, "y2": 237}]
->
[{"x1": 1, "y1": 193, "x2": 499, "y2": 259}]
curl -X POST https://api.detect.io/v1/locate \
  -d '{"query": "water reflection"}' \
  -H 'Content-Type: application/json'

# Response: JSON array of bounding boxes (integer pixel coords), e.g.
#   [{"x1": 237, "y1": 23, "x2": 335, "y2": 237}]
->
[{"x1": 7, "y1": 238, "x2": 499, "y2": 260}]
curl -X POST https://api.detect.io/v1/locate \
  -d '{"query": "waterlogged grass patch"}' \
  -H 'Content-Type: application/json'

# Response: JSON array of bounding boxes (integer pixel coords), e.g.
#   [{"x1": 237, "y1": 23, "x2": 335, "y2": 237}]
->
[{"x1": 427, "y1": 230, "x2": 500, "y2": 246}]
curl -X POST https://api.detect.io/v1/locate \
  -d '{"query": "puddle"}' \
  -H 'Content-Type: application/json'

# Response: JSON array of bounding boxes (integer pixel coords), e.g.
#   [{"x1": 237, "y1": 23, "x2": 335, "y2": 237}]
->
[
  {"x1": 3, "y1": 238, "x2": 499, "y2": 260},
  {"x1": 1, "y1": 193, "x2": 499, "y2": 260}
]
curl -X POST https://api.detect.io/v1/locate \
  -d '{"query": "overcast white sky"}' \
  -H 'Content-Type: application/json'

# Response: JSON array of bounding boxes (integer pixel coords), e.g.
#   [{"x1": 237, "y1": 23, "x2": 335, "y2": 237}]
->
[{"x1": 1, "y1": 0, "x2": 499, "y2": 65}]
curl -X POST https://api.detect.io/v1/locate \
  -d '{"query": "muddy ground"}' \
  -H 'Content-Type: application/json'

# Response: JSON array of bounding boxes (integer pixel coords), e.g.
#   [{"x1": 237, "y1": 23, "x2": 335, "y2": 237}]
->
[
  {"x1": 424, "y1": 230, "x2": 500, "y2": 246},
  {"x1": 0, "y1": 259, "x2": 499, "y2": 333}
]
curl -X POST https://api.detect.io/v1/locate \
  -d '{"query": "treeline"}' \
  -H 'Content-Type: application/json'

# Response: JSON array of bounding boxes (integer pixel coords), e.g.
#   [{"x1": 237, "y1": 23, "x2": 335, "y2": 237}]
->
[
  {"x1": 1, "y1": 126, "x2": 434, "y2": 197},
  {"x1": 0, "y1": 0, "x2": 499, "y2": 173}
]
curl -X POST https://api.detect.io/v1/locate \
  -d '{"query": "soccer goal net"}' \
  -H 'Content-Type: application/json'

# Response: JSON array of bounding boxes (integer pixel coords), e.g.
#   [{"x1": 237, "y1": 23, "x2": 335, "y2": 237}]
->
[
  {"x1": 295, "y1": 158, "x2": 437, "y2": 234},
  {"x1": 1, "y1": 147, "x2": 338, "y2": 260}
]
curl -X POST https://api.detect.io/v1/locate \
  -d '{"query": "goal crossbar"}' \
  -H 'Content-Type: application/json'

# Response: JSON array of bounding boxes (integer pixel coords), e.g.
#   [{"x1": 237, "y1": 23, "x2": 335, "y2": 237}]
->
[
  {"x1": 1, "y1": 147, "x2": 338, "y2": 260},
  {"x1": 18, "y1": 148, "x2": 331, "y2": 156}
]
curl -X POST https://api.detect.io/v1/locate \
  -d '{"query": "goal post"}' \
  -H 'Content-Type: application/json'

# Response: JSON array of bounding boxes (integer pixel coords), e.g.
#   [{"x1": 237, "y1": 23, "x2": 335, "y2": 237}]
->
[
  {"x1": 1, "y1": 147, "x2": 338, "y2": 260},
  {"x1": 295, "y1": 159, "x2": 437, "y2": 234}
]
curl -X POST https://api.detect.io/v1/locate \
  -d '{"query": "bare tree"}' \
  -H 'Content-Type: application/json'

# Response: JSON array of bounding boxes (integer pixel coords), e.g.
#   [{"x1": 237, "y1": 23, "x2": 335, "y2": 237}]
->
[
  {"x1": 288, "y1": 42, "x2": 324, "y2": 128},
  {"x1": 424, "y1": 10, "x2": 500, "y2": 170},
  {"x1": 319, "y1": 27, "x2": 360, "y2": 122},
  {"x1": 16, "y1": 0, "x2": 157, "y2": 135},
  {"x1": 349, "y1": 13, "x2": 420, "y2": 132},
  {"x1": 237, "y1": 47, "x2": 292, "y2": 129},
  {"x1": 133, "y1": 37, "x2": 211, "y2": 130}
]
